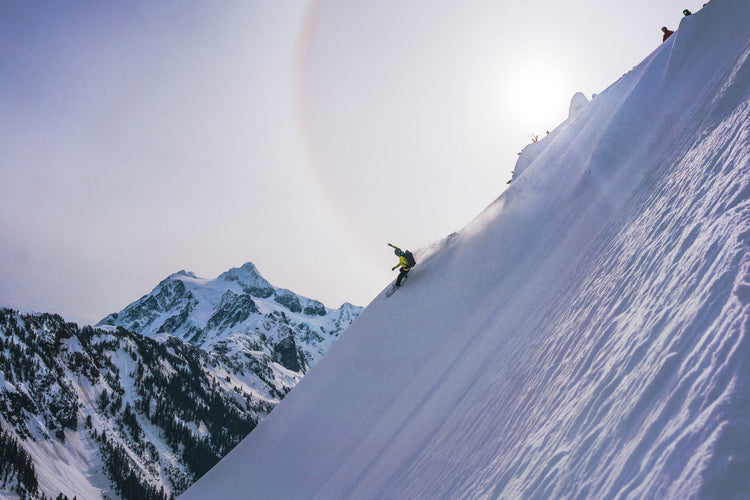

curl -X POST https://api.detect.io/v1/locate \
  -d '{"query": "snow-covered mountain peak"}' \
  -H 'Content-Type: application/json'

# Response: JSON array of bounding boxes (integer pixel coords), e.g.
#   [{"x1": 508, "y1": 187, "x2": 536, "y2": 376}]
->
[
  {"x1": 98, "y1": 261, "x2": 363, "y2": 368},
  {"x1": 217, "y1": 262, "x2": 273, "y2": 296},
  {"x1": 172, "y1": 269, "x2": 198, "y2": 279}
]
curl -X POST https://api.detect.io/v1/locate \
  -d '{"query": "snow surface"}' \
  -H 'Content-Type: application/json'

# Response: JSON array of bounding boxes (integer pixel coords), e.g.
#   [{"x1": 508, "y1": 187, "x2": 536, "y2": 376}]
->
[
  {"x1": 568, "y1": 91, "x2": 590, "y2": 118},
  {"x1": 182, "y1": 2, "x2": 750, "y2": 498}
]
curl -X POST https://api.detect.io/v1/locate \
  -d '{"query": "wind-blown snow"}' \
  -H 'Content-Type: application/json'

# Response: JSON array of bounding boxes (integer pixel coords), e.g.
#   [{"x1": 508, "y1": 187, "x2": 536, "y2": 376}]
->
[{"x1": 182, "y1": 2, "x2": 750, "y2": 498}]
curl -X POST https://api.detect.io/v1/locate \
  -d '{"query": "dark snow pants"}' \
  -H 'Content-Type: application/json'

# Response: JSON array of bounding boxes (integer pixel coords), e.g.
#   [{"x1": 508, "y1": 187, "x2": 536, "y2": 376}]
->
[{"x1": 396, "y1": 269, "x2": 410, "y2": 286}]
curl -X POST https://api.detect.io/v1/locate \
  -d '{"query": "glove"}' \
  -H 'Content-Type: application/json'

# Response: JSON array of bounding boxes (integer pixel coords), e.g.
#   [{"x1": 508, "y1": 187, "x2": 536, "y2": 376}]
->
[{"x1": 392, "y1": 265, "x2": 398, "y2": 271}]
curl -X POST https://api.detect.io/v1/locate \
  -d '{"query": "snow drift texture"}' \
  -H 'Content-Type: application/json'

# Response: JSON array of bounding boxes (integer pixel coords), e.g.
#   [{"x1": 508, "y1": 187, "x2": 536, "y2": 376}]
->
[{"x1": 183, "y1": 2, "x2": 750, "y2": 498}]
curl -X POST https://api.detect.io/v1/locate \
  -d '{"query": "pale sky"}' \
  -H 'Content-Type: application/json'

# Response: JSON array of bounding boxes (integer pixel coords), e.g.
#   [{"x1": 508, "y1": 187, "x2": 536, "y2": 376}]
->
[{"x1": 0, "y1": 0, "x2": 702, "y2": 323}]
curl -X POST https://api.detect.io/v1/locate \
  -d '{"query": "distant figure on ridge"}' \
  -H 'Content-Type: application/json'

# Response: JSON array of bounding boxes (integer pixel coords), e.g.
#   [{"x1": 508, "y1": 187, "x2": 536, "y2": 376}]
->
[
  {"x1": 683, "y1": 9, "x2": 692, "y2": 16},
  {"x1": 662, "y1": 27, "x2": 675, "y2": 41},
  {"x1": 388, "y1": 243, "x2": 416, "y2": 288}
]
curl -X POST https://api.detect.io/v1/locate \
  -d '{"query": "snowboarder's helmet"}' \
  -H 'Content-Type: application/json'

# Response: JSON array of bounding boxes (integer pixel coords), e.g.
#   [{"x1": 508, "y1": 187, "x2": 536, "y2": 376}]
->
[
  {"x1": 662, "y1": 26, "x2": 668, "y2": 32},
  {"x1": 394, "y1": 249, "x2": 402, "y2": 256}
]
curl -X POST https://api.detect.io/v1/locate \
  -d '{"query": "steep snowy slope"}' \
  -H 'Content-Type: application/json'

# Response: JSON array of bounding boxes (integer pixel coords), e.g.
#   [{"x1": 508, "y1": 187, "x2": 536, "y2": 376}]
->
[{"x1": 183, "y1": 2, "x2": 750, "y2": 498}]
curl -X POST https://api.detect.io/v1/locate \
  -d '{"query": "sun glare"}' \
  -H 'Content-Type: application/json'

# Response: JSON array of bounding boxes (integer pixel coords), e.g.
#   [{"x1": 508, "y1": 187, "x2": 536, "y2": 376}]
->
[{"x1": 500, "y1": 57, "x2": 572, "y2": 134}]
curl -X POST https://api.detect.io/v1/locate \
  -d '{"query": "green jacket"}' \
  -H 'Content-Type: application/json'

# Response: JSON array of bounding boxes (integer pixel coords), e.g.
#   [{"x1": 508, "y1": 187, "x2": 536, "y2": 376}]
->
[{"x1": 392, "y1": 254, "x2": 410, "y2": 271}]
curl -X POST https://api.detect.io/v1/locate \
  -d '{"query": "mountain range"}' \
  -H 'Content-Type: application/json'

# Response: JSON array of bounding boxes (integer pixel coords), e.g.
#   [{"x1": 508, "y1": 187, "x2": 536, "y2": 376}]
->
[
  {"x1": 0, "y1": 263, "x2": 362, "y2": 499},
  {"x1": 98, "y1": 262, "x2": 361, "y2": 374}
]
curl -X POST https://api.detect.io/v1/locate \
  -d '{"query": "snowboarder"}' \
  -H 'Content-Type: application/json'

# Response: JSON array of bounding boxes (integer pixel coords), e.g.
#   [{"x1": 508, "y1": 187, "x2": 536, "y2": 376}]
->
[
  {"x1": 683, "y1": 9, "x2": 692, "y2": 16},
  {"x1": 662, "y1": 27, "x2": 674, "y2": 41},
  {"x1": 388, "y1": 243, "x2": 414, "y2": 288}
]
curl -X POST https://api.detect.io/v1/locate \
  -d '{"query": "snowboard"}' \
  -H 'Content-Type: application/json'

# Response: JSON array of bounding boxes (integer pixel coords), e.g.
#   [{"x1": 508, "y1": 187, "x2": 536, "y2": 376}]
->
[{"x1": 385, "y1": 275, "x2": 408, "y2": 298}]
